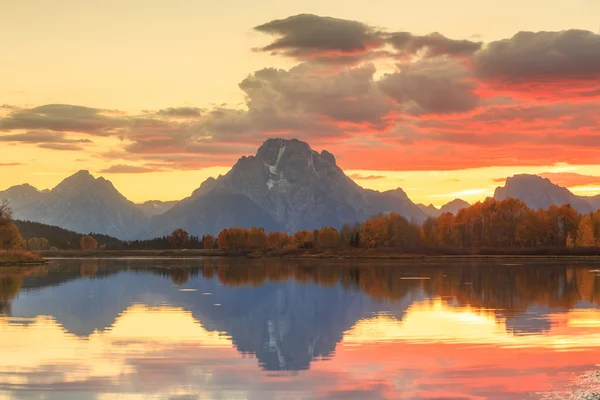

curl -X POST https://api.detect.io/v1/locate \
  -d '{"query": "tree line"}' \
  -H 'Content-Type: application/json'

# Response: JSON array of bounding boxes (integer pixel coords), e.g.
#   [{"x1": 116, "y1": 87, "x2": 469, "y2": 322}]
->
[
  {"x1": 210, "y1": 198, "x2": 600, "y2": 253},
  {"x1": 5, "y1": 198, "x2": 600, "y2": 253}
]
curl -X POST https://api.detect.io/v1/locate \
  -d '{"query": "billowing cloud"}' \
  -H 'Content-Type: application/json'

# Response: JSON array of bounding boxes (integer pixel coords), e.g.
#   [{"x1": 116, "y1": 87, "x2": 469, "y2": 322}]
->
[
  {"x1": 253, "y1": 14, "x2": 384, "y2": 64},
  {"x1": 379, "y1": 59, "x2": 479, "y2": 114},
  {"x1": 474, "y1": 30, "x2": 600, "y2": 81},
  {"x1": 388, "y1": 32, "x2": 482, "y2": 58},
  {"x1": 100, "y1": 165, "x2": 160, "y2": 174}
]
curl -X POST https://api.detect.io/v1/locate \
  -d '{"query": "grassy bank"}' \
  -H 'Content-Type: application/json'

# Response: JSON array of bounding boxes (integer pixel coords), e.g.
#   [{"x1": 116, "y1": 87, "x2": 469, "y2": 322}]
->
[{"x1": 0, "y1": 249, "x2": 46, "y2": 265}]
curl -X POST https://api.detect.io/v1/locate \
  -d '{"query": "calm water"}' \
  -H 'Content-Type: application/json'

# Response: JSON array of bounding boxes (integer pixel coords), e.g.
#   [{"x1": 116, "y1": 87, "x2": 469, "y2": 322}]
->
[{"x1": 1, "y1": 258, "x2": 600, "y2": 400}]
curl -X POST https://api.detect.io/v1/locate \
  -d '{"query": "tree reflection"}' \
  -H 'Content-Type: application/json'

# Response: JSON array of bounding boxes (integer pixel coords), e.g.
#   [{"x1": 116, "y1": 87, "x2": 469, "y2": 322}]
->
[{"x1": 206, "y1": 259, "x2": 600, "y2": 312}]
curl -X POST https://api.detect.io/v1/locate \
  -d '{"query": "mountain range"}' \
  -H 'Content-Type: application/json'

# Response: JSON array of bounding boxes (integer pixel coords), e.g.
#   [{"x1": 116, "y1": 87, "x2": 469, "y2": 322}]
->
[{"x1": 2, "y1": 138, "x2": 599, "y2": 240}]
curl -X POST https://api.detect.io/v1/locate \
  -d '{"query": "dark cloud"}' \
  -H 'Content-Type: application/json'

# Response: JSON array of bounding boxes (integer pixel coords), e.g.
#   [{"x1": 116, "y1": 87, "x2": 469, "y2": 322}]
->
[
  {"x1": 154, "y1": 107, "x2": 202, "y2": 118},
  {"x1": 253, "y1": 14, "x2": 383, "y2": 64},
  {"x1": 379, "y1": 59, "x2": 479, "y2": 114},
  {"x1": 474, "y1": 29, "x2": 600, "y2": 81},
  {"x1": 387, "y1": 32, "x2": 482, "y2": 58},
  {"x1": 0, "y1": 130, "x2": 92, "y2": 144},
  {"x1": 99, "y1": 165, "x2": 160, "y2": 174},
  {"x1": 0, "y1": 162, "x2": 22, "y2": 166},
  {"x1": 0, "y1": 104, "x2": 126, "y2": 135}
]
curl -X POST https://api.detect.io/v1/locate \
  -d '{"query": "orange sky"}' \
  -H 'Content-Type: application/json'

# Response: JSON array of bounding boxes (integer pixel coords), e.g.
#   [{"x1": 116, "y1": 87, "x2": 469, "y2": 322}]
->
[{"x1": 2, "y1": 1, "x2": 600, "y2": 205}]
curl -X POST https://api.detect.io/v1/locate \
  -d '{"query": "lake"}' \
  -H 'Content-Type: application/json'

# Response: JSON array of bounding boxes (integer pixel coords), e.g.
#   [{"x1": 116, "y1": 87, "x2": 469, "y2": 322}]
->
[{"x1": 1, "y1": 258, "x2": 599, "y2": 399}]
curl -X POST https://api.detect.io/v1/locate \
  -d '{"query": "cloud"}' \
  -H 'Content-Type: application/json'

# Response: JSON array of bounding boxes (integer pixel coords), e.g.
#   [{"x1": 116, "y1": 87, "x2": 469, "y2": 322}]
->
[
  {"x1": 5, "y1": 17, "x2": 600, "y2": 173},
  {"x1": 0, "y1": 130, "x2": 92, "y2": 144},
  {"x1": 253, "y1": 14, "x2": 384, "y2": 64},
  {"x1": 0, "y1": 104, "x2": 127, "y2": 135},
  {"x1": 539, "y1": 172, "x2": 600, "y2": 187},
  {"x1": 99, "y1": 165, "x2": 160, "y2": 174},
  {"x1": 0, "y1": 162, "x2": 22, "y2": 167},
  {"x1": 240, "y1": 63, "x2": 395, "y2": 126},
  {"x1": 387, "y1": 32, "x2": 482, "y2": 58},
  {"x1": 154, "y1": 107, "x2": 202, "y2": 118},
  {"x1": 37, "y1": 143, "x2": 87, "y2": 151},
  {"x1": 348, "y1": 173, "x2": 386, "y2": 181},
  {"x1": 379, "y1": 58, "x2": 479, "y2": 114},
  {"x1": 474, "y1": 30, "x2": 600, "y2": 81}
]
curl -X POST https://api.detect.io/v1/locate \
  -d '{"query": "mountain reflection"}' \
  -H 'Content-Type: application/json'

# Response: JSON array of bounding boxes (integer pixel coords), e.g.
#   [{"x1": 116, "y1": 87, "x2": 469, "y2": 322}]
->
[{"x1": 0, "y1": 258, "x2": 600, "y2": 399}]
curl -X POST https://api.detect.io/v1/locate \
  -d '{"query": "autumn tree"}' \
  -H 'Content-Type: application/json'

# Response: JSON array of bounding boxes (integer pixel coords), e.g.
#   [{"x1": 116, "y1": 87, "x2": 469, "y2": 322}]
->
[
  {"x1": 316, "y1": 227, "x2": 340, "y2": 249},
  {"x1": 360, "y1": 216, "x2": 388, "y2": 248},
  {"x1": 387, "y1": 213, "x2": 420, "y2": 249},
  {"x1": 437, "y1": 212, "x2": 458, "y2": 246},
  {"x1": 0, "y1": 223, "x2": 22, "y2": 249},
  {"x1": 249, "y1": 227, "x2": 267, "y2": 250},
  {"x1": 293, "y1": 230, "x2": 314, "y2": 248},
  {"x1": 169, "y1": 228, "x2": 190, "y2": 249},
  {"x1": 421, "y1": 217, "x2": 440, "y2": 246},
  {"x1": 80, "y1": 235, "x2": 98, "y2": 250},
  {"x1": 267, "y1": 231, "x2": 289, "y2": 250},
  {"x1": 202, "y1": 234, "x2": 215, "y2": 250},
  {"x1": 576, "y1": 214, "x2": 596, "y2": 247}
]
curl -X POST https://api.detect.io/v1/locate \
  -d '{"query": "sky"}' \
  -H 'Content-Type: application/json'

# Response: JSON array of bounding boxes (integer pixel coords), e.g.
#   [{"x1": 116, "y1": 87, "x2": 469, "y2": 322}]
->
[{"x1": 2, "y1": 0, "x2": 600, "y2": 206}]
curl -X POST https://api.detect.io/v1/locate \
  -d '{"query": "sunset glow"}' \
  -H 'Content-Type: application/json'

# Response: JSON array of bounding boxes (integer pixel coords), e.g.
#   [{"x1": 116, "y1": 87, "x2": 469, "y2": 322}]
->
[{"x1": 2, "y1": 1, "x2": 600, "y2": 204}]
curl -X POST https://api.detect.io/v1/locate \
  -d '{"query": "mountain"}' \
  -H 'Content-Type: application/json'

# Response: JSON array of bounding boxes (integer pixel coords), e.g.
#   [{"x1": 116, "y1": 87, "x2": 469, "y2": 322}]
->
[
  {"x1": 145, "y1": 138, "x2": 427, "y2": 237},
  {"x1": 137, "y1": 200, "x2": 178, "y2": 216},
  {"x1": 0, "y1": 171, "x2": 148, "y2": 239},
  {"x1": 494, "y1": 174, "x2": 593, "y2": 213},
  {"x1": 2, "y1": 139, "x2": 429, "y2": 239},
  {"x1": 145, "y1": 193, "x2": 280, "y2": 238},
  {"x1": 418, "y1": 199, "x2": 470, "y2": 217},
  {"x1": 440, "y1": 199, "x2": 470, "y2": 215}
]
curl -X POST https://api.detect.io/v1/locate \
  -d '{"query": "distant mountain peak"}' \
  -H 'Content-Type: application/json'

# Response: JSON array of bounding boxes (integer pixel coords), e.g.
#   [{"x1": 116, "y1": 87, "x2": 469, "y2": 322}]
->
[{"x1": 494, "y1": 173, "x2": 591, "y2": 213}]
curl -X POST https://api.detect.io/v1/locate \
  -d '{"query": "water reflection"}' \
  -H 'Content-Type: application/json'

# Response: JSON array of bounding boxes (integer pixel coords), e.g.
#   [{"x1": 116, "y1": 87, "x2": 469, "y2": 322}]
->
[{"x1": 0, "y1": 258, "x2": 599, "y2": 399}]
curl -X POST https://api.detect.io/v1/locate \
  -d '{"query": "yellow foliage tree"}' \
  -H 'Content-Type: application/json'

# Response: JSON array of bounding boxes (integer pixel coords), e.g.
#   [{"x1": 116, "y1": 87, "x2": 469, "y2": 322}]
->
[
  {"x1": 80, "y1": 235, "x2": 98, "y2": 251},
  {"x1": 0, "y1": 223, "x2": 22, "y2": 249}
]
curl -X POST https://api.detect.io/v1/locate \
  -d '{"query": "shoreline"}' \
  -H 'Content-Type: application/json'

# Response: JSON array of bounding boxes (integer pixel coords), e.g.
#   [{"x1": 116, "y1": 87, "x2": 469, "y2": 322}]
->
[
  {"x1": 0, "y1": 260, "x2": 49, "y2": 266},
  {"x1": 30, "y1": 249, "x2": 600, "y2": 261}
]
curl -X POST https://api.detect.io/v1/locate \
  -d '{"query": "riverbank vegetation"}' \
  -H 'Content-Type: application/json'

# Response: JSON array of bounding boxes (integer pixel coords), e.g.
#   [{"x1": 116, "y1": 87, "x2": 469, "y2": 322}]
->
[
  {"x1": 0, "y1": 202, "x2": 45, "y2": 265},
  {"x1": 11, "y1": 197, "x2": 600, "y2": 258}
]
